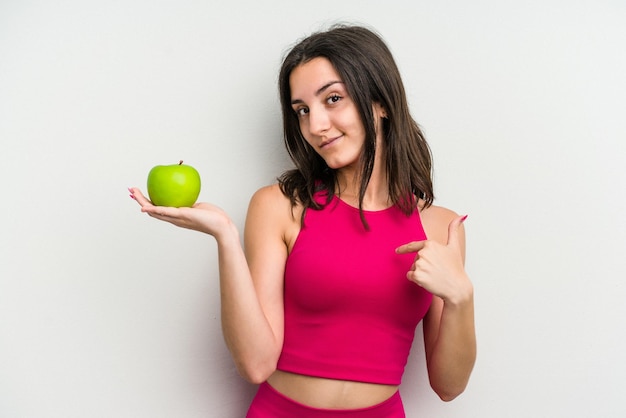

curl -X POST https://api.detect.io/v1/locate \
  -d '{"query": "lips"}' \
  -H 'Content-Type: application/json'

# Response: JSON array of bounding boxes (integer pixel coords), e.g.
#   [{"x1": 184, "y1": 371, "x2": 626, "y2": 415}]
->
[{"x1": 320, "y1": 135, "x2": 342, "y2": 149}]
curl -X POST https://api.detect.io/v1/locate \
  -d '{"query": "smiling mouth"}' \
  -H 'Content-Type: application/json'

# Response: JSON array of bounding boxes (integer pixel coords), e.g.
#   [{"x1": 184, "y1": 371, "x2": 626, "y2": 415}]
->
[{"x1": 320, "y1": 135, "x2": 342, "y2": 149}]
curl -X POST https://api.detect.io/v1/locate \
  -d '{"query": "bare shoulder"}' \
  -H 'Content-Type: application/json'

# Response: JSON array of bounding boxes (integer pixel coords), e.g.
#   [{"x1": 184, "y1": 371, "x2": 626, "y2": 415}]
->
[
  {"x1": 246, "y1": 183, "x2": 302, "y2": 251},
  {"x1": 249, "y1": 183, "x2": 290, "y2": 209},
  {"x1": 247, "y1": 184, "x2": 294, "y2": 226},
  {"x1": 419, "y1": 202, "x2": 462, "y2": 244}
]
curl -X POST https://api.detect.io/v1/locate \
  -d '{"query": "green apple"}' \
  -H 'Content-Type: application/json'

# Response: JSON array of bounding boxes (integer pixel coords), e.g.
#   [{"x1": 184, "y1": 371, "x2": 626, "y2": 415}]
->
[{"x1": 147, "y1": 160, "x2": 201, "y2": 207}]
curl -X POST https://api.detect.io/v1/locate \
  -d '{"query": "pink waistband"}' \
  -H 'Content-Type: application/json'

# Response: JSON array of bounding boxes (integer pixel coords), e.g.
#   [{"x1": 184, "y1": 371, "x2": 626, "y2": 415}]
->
[{"x1": 246, "y1": 381, "x2": 405, "y2": 417}]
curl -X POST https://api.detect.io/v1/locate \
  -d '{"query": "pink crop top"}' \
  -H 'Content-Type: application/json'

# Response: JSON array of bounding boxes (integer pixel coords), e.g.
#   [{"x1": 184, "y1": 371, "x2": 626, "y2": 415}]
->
[{"x1": 277, "y1": 192, "x2": 432, "y2": 385}]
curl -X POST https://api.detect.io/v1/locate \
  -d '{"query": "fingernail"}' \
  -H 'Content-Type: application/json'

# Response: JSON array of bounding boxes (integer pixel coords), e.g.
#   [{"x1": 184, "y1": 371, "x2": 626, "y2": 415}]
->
[
  {"x1": 129, "y1": 194, "x2": 136, "y2": 199},
  {"x1": 460, "y1": 214, "x2": 468, "y2": 222}
]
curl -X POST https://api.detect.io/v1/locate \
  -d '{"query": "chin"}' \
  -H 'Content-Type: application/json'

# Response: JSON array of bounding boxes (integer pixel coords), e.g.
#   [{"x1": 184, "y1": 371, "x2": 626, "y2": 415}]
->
[{"x1": 323, "y1": 156, "x2": 359, "y2": 171}]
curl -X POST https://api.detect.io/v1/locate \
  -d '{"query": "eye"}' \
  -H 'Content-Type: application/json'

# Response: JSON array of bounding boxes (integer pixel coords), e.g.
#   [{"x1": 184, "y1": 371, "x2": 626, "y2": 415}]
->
[
  {"x1": 327, "y1": 94, "x2": 342, "y2": 105},
  {"x1": 294, "y1": 107, "x2": 309, "y2": 117}
]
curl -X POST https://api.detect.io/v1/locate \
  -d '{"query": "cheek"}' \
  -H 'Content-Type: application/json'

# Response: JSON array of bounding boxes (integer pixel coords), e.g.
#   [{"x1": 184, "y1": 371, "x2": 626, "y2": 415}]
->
[
  {"x1": 297, "y1": 117, "x2": 308, "y2": 133},
  {"x1": 299, "y1": 131, "x2": 318, "y2": 153},
  {"x1": 341, "y1": 110, "x2": 367, "y2": 138}
]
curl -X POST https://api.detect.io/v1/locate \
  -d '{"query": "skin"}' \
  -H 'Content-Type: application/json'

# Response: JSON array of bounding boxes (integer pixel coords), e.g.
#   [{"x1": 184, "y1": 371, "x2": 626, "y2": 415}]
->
[{"x1": 130, "y1": 57, "x2": 476, "y2": 408}]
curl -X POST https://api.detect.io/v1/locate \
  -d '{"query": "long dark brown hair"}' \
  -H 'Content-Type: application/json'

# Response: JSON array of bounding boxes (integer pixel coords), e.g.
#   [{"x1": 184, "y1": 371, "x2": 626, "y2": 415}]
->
[{"x1": 277, "y1": 24, "x2": 433, "y2": 226}]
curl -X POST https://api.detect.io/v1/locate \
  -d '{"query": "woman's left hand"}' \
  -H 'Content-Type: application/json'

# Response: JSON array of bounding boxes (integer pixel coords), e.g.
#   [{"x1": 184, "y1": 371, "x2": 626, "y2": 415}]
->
[{"x1": 395, "y1": 215, "x2": 472, "y2": 304}]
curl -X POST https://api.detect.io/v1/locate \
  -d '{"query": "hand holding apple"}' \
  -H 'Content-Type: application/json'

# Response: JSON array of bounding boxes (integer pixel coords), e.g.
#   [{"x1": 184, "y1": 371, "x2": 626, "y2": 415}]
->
[
  {"x1": 130, "y1": 186, "x2": 234, "y2": 237},
  {"x1": 147, "y1": 160, "x2": 201, "y2": 207}
]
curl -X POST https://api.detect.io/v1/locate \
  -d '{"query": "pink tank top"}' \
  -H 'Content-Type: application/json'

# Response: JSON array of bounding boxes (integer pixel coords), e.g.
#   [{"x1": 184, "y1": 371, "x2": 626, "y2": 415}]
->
[{"x1": 277, "y1": 192, "x2": 432, "y2": 385}]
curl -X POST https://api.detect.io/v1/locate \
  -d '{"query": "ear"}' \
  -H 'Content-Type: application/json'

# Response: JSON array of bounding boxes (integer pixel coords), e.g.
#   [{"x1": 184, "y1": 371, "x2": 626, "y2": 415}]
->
[{"x1": 373, "y1": 102, "x2": 387, "y2": 119}]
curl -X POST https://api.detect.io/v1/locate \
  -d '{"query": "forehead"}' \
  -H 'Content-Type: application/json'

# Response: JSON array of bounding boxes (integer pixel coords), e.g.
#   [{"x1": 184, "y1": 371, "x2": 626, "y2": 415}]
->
[{"x1": 289, "y1": 57, "x2": 343, "y2": 98}]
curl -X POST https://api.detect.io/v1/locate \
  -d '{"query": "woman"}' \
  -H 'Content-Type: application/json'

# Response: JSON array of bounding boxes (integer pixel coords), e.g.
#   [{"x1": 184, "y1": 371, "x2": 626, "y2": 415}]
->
[{"x1": 130, "y1": 24, "x2": 476, "y2": 417}]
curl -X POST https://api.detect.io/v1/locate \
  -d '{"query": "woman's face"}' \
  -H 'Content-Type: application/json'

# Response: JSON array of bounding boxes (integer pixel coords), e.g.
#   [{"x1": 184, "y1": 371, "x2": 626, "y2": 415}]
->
[{"x1": 289, "y1": 57, "x2": 384, "y2": 171}]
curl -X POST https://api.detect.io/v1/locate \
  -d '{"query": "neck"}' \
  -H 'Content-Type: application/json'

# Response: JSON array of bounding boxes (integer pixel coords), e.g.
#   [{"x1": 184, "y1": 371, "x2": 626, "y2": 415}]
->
[{"x1": 335, "y1": 148, "x2": 389, "y2": 211}]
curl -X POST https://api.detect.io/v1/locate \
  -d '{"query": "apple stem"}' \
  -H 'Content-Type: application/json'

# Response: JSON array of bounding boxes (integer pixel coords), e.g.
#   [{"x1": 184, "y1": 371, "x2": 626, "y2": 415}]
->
[{"x1": 179, "y1": 160, "x2": 183, "y2": 165}]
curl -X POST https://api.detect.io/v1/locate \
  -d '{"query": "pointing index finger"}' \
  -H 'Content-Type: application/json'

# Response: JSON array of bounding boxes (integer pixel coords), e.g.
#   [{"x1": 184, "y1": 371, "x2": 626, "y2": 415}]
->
[{"x1": 395, "y1": 240, "x2": 426, "y2": 254}]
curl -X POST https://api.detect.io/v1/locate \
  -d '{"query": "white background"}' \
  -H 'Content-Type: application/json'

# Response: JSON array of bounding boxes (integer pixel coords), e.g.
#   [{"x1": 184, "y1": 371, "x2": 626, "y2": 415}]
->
[{"x1": 1, "y1": 1, "x2": 625, "y2": 417}]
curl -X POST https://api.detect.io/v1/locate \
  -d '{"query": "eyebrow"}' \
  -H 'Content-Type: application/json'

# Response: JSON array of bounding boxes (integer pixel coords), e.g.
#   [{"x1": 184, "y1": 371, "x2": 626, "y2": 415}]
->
[{"x1": 290, "y1": 80, "x2": 344, "y2": 105}]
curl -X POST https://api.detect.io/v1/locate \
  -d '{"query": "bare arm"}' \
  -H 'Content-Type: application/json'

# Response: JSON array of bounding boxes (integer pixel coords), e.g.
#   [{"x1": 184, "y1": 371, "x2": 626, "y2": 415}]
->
[
  {"x1": 222, "y1": 185, "x2": 293, "y2": 383},
  {"x1": 129, "y1": 185, "x2": 290, "y2": 383},
  {"x1": 396, "y1": 207, "x2": 476, "y2": 401}
]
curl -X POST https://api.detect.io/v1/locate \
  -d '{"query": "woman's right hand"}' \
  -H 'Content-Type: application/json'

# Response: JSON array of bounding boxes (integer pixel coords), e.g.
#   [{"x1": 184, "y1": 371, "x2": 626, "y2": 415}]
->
[{"x1": 129, "y1": 187, "x2": 234, "y2": 238}]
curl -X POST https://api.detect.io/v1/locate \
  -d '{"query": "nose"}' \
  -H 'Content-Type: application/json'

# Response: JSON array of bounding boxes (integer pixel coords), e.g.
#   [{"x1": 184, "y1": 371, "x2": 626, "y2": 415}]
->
[{"x1": 307, "y1": 106, "x2": 330, "y2": 136}]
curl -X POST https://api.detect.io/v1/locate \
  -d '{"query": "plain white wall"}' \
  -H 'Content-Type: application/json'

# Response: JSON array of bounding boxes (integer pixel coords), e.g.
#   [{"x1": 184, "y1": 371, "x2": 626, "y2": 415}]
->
[{"x1": 1, "y1": 0, "x2": 625, "y2": 417}]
